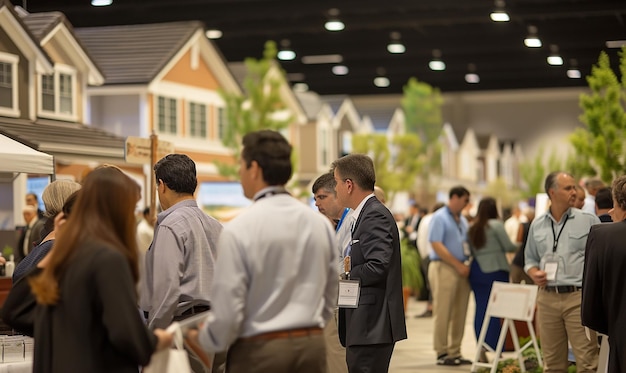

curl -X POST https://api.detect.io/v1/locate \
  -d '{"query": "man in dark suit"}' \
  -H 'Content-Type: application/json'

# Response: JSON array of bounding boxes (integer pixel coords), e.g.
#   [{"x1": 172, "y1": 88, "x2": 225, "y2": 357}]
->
[
  {"x1": 16, "y1": 205, "x2": 44, "y2": 263},
  {"x1": 331, "y1": 154, "x2": 407, "y2": 373},
  {"x1": 582, "y1": 175, "x2": 626, "y2": 373},
  {"x1": 403, "y1": 202, "x2": 422, "y2": 249}
]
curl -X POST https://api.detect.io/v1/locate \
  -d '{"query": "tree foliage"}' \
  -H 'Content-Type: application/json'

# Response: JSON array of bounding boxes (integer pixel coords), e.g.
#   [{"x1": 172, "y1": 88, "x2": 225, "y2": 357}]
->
[
  {"x1": 218, "y1": 40, "x2": 293, "y2": 178},
  {"x1": 519, "y1": 146, "x2": 563, "y2": 198},
  {"x1": 401, "y1": 78, "x2": 444, "y2": 193},
  {"x1": 569, "y1": 47, "x2": 626, "y2": 184},
  {"x1": 352, "y1": 133, "x2": 424, "y2": 202}
]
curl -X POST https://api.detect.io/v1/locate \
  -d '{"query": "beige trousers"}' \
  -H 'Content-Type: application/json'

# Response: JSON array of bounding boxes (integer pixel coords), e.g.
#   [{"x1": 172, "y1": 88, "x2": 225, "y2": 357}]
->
[
  {"x1": 428, "y1": 260, "x2": 471, "y2": 358},
  {"x1": 537, "y1": 290, "x2": 598, "y2": 372},
  {"x1": 323, "y1": 309, "x2": 348, "y2": 373}
]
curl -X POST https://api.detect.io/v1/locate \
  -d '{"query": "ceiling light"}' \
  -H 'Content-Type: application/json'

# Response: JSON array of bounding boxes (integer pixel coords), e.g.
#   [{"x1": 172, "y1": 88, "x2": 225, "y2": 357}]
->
[
  {"x1": 489, "y1": 0, "x2": 509, "y2": 22},
  {"x1": 293, "y1": 83, "x2": 309, "y2": 92},
  {"x1": 205, "y1": 29, "x2": 223, "y2": 39},
  {"x1": 91, "y1": 0, "x2": 112, "y2": 6},
  {"x1": 332, "y1": 65, "x2": 349, "y2": 75},
  {"x1": 465, "y1": 63, "x2": 480, "y2": 83},
  {"x1": 325, "y1": 8, "x2": 345, "y2": 31},
  {"x1": 606, "y1": 40, "x2": 626, "y2": 48},
  {"x1": 429, "y1": 49, "x2": 446, "y2": 71},
  {"x1": 547, "y1": 45, "x2": 563, "y2": 66},
  {"x1": 567, "y1": 59, "x2": 581, "y2": 79},
  {"x1": 301, "y1": 54, "x2": 343, "y2": 64},
  {"x1": 387, "y1": 32, "x2": 405, "y2": 54},
  {"x1": 277, "y1": 39, "x2": 296, "y2": 61},
  {"x1": 374, "y1": 67, "x2": 390, "y2": 88},
  {"x1": 524, "y1": 25, "x2": 542, "y2": 48}
]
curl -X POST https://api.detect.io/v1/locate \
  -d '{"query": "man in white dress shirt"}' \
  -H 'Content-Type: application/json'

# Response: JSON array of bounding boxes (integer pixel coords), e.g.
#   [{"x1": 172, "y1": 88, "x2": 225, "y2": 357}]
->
[{"x1": 191, "y1": 130, "x2": 338, "y2": 373}]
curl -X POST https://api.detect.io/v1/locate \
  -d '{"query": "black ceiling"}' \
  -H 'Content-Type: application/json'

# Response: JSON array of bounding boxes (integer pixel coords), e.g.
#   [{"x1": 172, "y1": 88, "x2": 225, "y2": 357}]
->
[{"x1": 11, "y1": 0, "x2": 626, "y2": 96}]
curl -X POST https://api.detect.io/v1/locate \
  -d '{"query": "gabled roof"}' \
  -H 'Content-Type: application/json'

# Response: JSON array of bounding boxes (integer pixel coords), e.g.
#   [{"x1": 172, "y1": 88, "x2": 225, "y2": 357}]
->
[
  {"x1": 0, "y1": 117, "x2": 125, "y2": 159},
  {"x1": 75, "y1": 21, "x2": 202, "y2": 85},
  {"x1": 19, "y1": 10, "x2": 63, "y2": 40},
  {"x1": 20, "y1": 10, "x2": 104, "y2": 85},
  {"x1": 0, "y1": 1, "x2": 53, "y2": 73}
]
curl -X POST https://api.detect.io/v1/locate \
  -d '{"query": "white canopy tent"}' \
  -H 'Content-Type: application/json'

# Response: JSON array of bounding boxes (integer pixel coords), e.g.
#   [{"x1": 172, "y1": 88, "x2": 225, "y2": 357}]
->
[{"x1": 0, "y1": 134, "x2": 54, "y2": 174}]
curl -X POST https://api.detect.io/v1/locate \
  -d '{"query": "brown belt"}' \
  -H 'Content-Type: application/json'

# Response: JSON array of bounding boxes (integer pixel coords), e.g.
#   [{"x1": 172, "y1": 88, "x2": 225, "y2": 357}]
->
[{"x1": 240, "y1": 327, "x2": 323, "y2": 342}]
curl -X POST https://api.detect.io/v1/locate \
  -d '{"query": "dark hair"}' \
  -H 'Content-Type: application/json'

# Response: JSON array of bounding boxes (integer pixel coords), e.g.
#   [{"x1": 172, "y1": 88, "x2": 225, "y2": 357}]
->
[
  {"x1": 26, "y1": 192, "x2": 39, "y2": 202},
  {"x1": 544, "y1": 171, "x2": 571, "y2": 195},
  {"x1": 595, "y1": 187, "x2": 613, "y2": 209},
  {"x1": 30, "y1": 167, "x2": 141, "y2": 305},
  {"x1": 468, "y1": 197, "x2": 498, "y2": 249},
  {"x1": 143, "y1": 207, "x2": 150, "y2": 216},
  {"x1": 154, "y1": 154, "x2": 197, "y2": 195},
  {"x1": 612, "y1": 176, "x2": 626, "y2": 211},
  {"x1": 312, "y1": 172, "x2": 336, "y2": 194},
  {"x1": 330, "y1": 154, "x2": 375, "y2": 192},
  {"x1": 241, "y1": 130, "x2": 292, "y2": 185},
  {"x1": 449, "y1": 185, "x2": 470, "y2": 199}
]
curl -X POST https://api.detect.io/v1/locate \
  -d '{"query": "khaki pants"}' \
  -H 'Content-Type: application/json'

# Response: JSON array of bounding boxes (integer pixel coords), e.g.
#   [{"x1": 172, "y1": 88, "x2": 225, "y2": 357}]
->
[
  {"x1": 537, "y1": 290, "x2": 598, "y2": 372},
  {"x1": 323, "y1": 309, "x2": 348, "y2": 373},
  {"x1": 428, "y1": 260, "x2": 471, "y2": 358},
  {"x1": 226, "y1": 334, "x2": 326, "y2": 373}
]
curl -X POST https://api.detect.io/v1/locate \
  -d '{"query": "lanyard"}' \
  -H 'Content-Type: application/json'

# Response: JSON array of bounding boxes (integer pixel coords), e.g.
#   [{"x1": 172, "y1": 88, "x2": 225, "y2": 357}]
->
[
  {"x1": 336, "y1": 208, "x2": 350, "y2": 233},
  {"x1": 254, "y1": 189, "x2": 289, "y2": 201},
  {"x1": 550, "y1": 215, "x2": 569, "y2": 252}
]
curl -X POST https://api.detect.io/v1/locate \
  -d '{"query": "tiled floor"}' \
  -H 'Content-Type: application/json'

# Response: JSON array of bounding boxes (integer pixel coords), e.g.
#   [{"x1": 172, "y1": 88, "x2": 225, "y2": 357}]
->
[{"x1": 390, "y1": 297, "x2": 483, "y2": 373}]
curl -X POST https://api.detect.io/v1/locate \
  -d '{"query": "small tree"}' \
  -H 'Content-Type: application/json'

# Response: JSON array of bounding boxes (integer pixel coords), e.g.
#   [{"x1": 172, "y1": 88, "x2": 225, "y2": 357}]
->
[
  {"x1": 401, "y1": 78, "x2": 444, "y2": 201},
  {"x1": 218, "y1": 40, "x2": 293, "y2": 177},
  {"x1": 569, "y1": 47, "x2": 626, "y2": 183},
  {"x1": 519, "y1": 145, "x2": 563, "y2": 198},
  {"x1": 352, "y1": 133, "x2": 424, "y2": 203}
]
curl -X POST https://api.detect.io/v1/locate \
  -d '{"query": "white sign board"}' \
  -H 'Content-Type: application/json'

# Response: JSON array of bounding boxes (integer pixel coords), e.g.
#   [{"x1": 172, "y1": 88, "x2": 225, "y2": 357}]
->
[
  {"x1": 125, "y1": 136, "x2": 174, "y2": 164},
  {"x1": 487, "y1": 282, "x2": 538, "y2": 321}
]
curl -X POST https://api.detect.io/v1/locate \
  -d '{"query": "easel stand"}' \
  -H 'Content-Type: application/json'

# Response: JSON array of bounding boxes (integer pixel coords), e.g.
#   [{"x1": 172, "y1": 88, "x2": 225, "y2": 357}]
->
[{"x1": 471, "y1": 282, "x2": 543, "y2": 373}]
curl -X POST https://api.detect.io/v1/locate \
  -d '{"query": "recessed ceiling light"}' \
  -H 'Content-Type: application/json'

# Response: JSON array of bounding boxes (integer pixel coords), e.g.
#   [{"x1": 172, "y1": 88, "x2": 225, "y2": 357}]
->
[
  {"x1": 374, "y1": 77, "x2": 390, "y2": 87},
  {"x1": 547, "y1": 56, "x2": 563, "y2": 65},
  {"x1": 91, "y1": 0, "x2": 112, "y2": 6},
  {"x1": 325, "y1": 20, "x2": 345, "y2": 31},
  {"x1": 567, "y1": 69, "x2": 581, "y2": 79},
  {"x1": 293, "y1": 83, "x2": 309, "y2": 92},
  {"x1": 301, "y1": 54, "x2": 343, "y2": 64},
  {"x1": 524, "y1": 37, "x2": 542, "y2": 48},
  {"x1": 490, "y1": 11, "x2": 509, "y2": 22},
  {"x1": 387, "y1": 43, "x2": 405, "y2": 54},
  {"x1": 205, "y1": 29, "x2": 223, "y2": 39},
  {"x1": 277, "y1": 50, "x2": 296, "y2": 61},
  {"x1": 332, "y1": 65, "x2": 349, "y2": 75},
  {"x1": 429, "y1": 60, "x2": 446, "y2": 71}
]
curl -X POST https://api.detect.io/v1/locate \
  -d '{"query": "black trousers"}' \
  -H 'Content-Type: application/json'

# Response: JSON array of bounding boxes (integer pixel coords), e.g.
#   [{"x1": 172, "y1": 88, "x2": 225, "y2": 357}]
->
[{"x1": 346, "y1": 343, "x2": 394, "y2": 373}]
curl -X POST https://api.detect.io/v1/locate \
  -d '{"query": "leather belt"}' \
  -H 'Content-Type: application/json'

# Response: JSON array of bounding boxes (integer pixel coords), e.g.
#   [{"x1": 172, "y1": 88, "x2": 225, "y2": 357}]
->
[
  {"x1": 180, "y1": 304, "x2": 211, "y2": 317},
  {"x1": 543, "y1": 285, "x2": 582, "y2": 294},
  {"x1": 240, "y1": 327, "x2": 322, "y2": 342}
]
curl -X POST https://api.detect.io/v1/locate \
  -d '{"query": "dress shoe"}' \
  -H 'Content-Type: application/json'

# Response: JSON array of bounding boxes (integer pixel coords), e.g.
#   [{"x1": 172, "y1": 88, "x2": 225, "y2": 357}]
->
[{"x1": 415, "y1": 310, "x2": 432, "y2": 318}]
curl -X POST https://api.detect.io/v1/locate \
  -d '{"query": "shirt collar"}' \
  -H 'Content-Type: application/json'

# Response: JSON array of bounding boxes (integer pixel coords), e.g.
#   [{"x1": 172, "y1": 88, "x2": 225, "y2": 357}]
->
[
  {"x1": 349, "y1": 193, "x2": 376, "y2": 222},
  {"x1": 252, "y1": 186, "x2": 288, "y2": 201}
]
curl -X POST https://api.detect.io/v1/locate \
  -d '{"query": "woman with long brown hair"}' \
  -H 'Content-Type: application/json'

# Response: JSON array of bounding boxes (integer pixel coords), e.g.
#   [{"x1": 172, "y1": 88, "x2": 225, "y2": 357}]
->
[
  {"x1": 467, "y1": 197, "x2": 517, "y2": 358},
  {"x1": 6, "y1": 167, "x2": 171, "y2": 372}
]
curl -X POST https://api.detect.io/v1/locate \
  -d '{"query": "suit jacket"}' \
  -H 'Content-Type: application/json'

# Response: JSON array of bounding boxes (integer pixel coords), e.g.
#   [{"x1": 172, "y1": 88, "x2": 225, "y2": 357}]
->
[
  {"x1": 581, "y1": 221, "x2": 626, "y2": 373},
  {"x1": 339, "y1": 197, "x2": 407, "y2": 347},
  {"x1": 16, "y1": 218, "x2": 45, "y2": 263}
]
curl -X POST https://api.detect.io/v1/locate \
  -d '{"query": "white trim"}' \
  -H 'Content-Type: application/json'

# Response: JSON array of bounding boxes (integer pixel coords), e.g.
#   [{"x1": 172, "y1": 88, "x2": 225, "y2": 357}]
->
[
  {"x1": 158, "y1": 134, "x2": 232, "y2": 155},
  {"x1": 150, "y1": 80, "x2": 224, "y2": 103},
  {"x1": 37, "y1": 64, "x2": 78, "y2": 121},
  {"x1": 39, "y1": 23, "x2": 104, "y2": 86},
  {"x1": 0, "y1": 52, "x2": 20, "y2": 117},
  {"x1": 0, "y1": 7, "x2": 53, "y2": 74},
  {"x1": 86, "y1": 85, "x2": 148, "y2": 95},
  {"x1": 149, "y1": 29, "x2": 241, "y2": 95},
  {"x1": 190, "y1": 43, "x2": 199, "y2": 70},
  {"x1": 38, "y1": 142, "x2": 124, "y2": 158}
]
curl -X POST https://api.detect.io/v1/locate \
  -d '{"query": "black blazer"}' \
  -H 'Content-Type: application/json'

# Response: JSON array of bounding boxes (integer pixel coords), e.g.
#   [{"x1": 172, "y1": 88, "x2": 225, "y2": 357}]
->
[
  {"x1": 339, "y1": 197, "x2": 407, "y2": 347},
  {"x1": 581, "y1": 221, "x2": 626, "y2": 373}
]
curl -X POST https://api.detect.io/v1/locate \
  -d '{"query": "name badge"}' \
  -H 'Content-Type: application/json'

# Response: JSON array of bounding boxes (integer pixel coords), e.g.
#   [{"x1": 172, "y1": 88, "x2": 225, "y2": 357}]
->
[
  {"x1": 338, "y1": 279, "x2": 360, "y2": 308},
  {"x1": 544, "y1": 261, "x2": 558, "y2": 281}
]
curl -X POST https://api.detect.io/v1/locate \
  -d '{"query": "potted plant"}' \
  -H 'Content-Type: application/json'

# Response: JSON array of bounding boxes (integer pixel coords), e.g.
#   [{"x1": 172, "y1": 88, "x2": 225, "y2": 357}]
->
[{"x1": 400, "y1": 239, "x2": 423, "y2": 311}]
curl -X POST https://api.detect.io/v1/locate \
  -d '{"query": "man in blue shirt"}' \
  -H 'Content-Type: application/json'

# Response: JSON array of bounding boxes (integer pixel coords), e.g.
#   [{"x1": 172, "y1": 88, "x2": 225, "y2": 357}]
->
[{"x1": 428, "y1": 185, "x2": 472, "y2": 366}]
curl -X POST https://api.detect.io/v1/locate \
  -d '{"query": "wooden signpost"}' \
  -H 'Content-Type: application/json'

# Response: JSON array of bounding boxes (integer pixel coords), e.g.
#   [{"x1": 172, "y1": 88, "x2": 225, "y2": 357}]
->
[{"x1": 125, "y1": 133, "x2": 174, "y2": 221}]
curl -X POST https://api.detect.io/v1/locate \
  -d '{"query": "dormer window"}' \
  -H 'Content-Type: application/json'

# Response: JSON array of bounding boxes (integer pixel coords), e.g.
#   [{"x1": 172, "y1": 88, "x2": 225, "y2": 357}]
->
[
  {"x1": 39, "y1": 64, "x2": 76, "y2": 120},
  {"x1": 157, "y1": 96, "x2": 178, "y2": 135},
  {"x1": 0, "y1": 52, "x2": 19, "y2": 117}
]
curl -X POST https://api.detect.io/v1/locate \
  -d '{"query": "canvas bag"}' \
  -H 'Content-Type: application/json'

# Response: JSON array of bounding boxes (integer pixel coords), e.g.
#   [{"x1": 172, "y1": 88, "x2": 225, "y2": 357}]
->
[{"x1": 144, "y1": 322, "x2": 192, "y2": 373}]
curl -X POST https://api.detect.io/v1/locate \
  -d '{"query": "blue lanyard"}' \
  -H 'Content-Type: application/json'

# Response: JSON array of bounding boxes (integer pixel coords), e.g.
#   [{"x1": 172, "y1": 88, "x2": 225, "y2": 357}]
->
[{"x1": 336, "y1": 208, "x2": 350, "y2": 233}]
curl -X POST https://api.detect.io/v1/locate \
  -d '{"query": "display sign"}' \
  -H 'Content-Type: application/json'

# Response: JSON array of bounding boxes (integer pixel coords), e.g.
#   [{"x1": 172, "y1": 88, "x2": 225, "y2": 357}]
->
[{"x1": 125, "y1": 136, "x2": 174, "y2": 164}]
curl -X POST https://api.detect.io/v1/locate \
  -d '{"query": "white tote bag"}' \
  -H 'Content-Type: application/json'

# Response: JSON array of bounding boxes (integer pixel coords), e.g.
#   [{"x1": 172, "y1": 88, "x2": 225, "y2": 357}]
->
[{"x1": 144, "y1": 322, "x2": 192, "y2": 373}]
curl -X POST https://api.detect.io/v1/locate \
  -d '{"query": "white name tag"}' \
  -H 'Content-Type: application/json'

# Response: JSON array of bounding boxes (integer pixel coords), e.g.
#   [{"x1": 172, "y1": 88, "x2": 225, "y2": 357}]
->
[
  {"x1": 337, "y1": 279, "x2": 360, "y2": 308},
  {"x1": 544, "y1": 261, "x2": 558, "y2": 281}
]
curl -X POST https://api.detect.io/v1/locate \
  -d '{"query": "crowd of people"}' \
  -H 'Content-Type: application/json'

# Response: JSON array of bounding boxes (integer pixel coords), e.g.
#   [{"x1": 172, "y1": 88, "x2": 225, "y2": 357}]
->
[{"x1": 1, "y1": 129, "x2": 624, "y2": 373}]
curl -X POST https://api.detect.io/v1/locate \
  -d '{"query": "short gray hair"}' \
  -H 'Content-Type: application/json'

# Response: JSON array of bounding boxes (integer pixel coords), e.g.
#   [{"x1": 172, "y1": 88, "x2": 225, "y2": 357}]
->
[{"x1": 42, "y1": 180, "x2": 82, "y2": 218}]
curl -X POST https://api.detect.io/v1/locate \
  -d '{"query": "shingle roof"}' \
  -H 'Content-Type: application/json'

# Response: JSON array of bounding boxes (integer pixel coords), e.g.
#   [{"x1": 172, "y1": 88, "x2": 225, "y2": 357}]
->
[
  {"x1": 75, "y1": 21, "x2": 202, "y2": 85},
  {"x1": 0, "y1": 118, "x2": 125, "y2": 159},
  {"x1": 20, "y1": 11, "x2": 64, "y2": 41}
]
